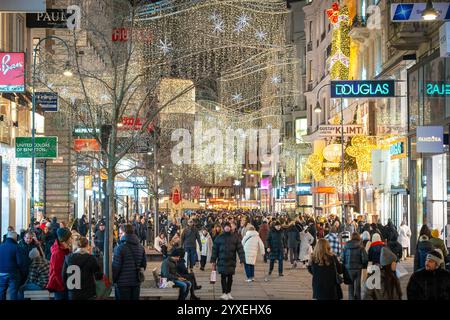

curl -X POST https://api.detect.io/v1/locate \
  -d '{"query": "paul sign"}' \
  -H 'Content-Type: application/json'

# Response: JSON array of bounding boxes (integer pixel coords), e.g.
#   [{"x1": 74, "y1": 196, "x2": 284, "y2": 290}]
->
[
  {"x1": 0, "y1": 52, "x2": 25, "y2": 93},
  {"x1": 331, "y1": 80, "x2": 395, "y2": 98}
]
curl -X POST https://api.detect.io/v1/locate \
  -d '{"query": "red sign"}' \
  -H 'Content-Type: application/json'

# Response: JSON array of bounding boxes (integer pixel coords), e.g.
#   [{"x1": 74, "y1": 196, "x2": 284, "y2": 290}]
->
[
  {"x1": 311, "y1": 187, "x2": 336, "y2": 194},
  {"x1": 171, "y1": 187, "x2": 181, "y2": 205},
  {"x1": 112, "y1": 28, "x2": 128, "y2": 42},
  {"x1": 120, "y1": 117, "x2": 154, "y2": 132},
  {"x1": 0, "y1": 52, "x2": 25, "y2": 92},
  {"x1": 74, "y1": 139, "x2": 100, "y2": 152},
  {"x1": 112, "y1": 28, "x2": 152, "y2": 43}
]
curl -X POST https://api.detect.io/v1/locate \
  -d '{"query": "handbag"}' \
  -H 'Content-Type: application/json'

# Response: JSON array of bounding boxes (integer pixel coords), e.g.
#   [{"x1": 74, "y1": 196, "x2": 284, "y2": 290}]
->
[
  {"x1": 210, "y1": 270, "x2": 217, "y2": 284},
  {"x1": 95, "y1": 274, "x2": 113, "y2": 299},
  {"x1": 333, "y1": 256, "x2": 343, "y2": 285},
  {"x1": 125, "y1": 244, "x2": 145, "y2": 283}
]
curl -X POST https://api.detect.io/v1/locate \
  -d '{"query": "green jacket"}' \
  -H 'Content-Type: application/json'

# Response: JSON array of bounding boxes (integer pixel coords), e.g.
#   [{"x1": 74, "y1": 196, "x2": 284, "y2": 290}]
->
[{"x1": 430, "y1": 237, "x2": 448, "y2": 257}]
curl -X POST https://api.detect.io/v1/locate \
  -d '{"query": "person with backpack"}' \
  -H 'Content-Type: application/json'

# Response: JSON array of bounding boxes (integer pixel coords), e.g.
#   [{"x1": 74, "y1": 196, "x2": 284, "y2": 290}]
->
[
  {"x1": 62, "y1": 237, "x2": 102, "y2": 300},
  {"x1": 242, "y1": 225, "x2": 265, "y2": 282},
  {"x1": 112, "y1": 224, "x2": 147, "y2": 300},
  {"x1": 341, "y1": 232, "x2": 368, "y2": 300},
  {"x1": 414, "y1": 235, "x2": 435, "y2": 272}
]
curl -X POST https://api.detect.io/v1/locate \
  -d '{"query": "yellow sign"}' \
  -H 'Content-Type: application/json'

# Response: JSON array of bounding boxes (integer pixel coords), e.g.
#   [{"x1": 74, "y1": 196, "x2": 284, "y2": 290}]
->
[
  {"x1": 100, "y1": 169, "x2": 107, "y2": 180},
  {"x1": 84, "y1": 176, "x2": 93, "y2": 190},
  {"x1": 390, "y1": 137, "x2": 407, "y2": 160}
]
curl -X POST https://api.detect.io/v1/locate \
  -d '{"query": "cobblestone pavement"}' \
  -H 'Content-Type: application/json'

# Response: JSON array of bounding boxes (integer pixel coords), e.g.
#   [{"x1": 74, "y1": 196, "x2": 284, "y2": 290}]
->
[{"x1": 144, "y1": 256, "x2": 414, "y2": 300}]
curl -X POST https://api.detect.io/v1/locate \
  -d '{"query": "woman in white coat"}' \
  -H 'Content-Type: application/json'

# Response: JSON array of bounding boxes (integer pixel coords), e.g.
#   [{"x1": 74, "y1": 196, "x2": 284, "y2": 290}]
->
[
  {"x1": 154, "y1": 231, "x2": 168, "y2": 256},
  {"x1": 398, "y1": 221, "x2": 411, "y2": 260},
  {"x1": 197, "y1": 228, "x2": 213, "y2": 271},
  {"x1": 242, "y1": 225, "x2": 265, "y2": 282},
  {"x1": 299, "y1": 228, "x2": 314, "y2": 267}
]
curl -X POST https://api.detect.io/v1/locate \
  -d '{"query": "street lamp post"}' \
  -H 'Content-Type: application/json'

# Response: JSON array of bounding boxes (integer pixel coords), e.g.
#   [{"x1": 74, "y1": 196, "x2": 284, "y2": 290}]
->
[{"x1": 31, "y1": 36, "x2": 72, "y2": 228}]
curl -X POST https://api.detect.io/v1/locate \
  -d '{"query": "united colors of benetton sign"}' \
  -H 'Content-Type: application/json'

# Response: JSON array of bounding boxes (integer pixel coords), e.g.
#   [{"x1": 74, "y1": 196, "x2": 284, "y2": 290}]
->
[{"x1": 331, "y1": 80, "x2": 396, "y2": 98}]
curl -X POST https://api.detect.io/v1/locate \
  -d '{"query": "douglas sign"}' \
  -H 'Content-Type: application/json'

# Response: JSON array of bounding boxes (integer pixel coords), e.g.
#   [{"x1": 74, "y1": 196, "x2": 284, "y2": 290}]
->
[{"x1": 331, "y1": 80, "x2": 396, "y2": 98}]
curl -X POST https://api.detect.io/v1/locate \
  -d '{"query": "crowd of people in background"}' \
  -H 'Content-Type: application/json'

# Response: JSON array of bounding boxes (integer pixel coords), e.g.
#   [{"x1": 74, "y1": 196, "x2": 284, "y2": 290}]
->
[{"x1": 1, "y1": 208, "x2": 450, "y2": 300}]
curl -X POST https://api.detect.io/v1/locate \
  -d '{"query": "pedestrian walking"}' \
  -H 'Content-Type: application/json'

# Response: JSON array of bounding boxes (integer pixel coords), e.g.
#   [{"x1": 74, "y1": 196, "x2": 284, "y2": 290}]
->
[
  {"x1": 258, "y1": 219, "x2": 270, "y2": 263},
  {"x1": 94, "y1": 221, "x2": 106, "y2": 253},
  {"x1": 242, "y1": 225, "x2": 265, "y2": 282},
  {"x1": 180, "y1": 219, "x2": 202, "y2": 272},
  {"x1": 210, "y1": 222, "x2": 245, "y2": 300},
  {"x1": 398, "y1": 221, "x2": 411, "y2": 260},
  {"x1": 112, "y1": 224, "x2": 147, "y2": 300},
  {"x1": 286, "y1": 221, "x2": 300, "y2": 268},
  {"x1": 267, "y1": 221, "x2": 286, "y2": 276},
  {"x1": 341, "y1": 232, "x2": 368, "y2": 300},
  {"x1": 299, "y1": 227, "x2": 314, "y2": 268},
  {"x1": 430, "y1": 229, "x2": 448, "y2": 260},
  {"x1": 307, "y1": 238, "x2": 343, "y2": 300},
  {"x1": 198, "y1": 228, "x2": 213, "y2": 271},
  {"x1": 324, "y1": 226, "x2": 341, "y2": 257},
  {"x1": 368, "y1": 233, "x2": 384, "y2": 265},
  {"x1": 0, "y1": 231, "x2": 24, "y2": 300},
  {"x1": 414, "y1": 234, "x2": 435, "y2": 272}
]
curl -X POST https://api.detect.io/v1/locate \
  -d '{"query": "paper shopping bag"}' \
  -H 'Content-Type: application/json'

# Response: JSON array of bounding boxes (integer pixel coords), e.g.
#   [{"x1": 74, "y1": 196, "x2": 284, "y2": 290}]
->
[{"x1": 210, "y1": 270, "x2": 217, "y2": 284}]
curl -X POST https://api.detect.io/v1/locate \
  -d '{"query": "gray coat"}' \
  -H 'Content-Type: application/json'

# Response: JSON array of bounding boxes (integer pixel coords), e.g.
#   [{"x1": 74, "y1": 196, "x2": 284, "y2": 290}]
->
[{"x1": 180, "y1": 226, "x2": 201, "y2": 249}]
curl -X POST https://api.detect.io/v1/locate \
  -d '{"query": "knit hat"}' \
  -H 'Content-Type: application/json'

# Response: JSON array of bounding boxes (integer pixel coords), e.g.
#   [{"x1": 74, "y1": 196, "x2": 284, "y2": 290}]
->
[
  {"x1": 57, "y1": 227, "x2": 71, "y2": 243},
  {"x1": 29, "y1": 247, "x2": 41, "y2": 260},
  {"x1": 6, "y1": 231, "x2": 18, "y2": 241},
  {"x1": 361, "y1": 231, "x2": 371, "y2": 241},
  {"x1": 371, "y1": 233, "x2": 381, "y2": 243},
  {"x1": 419, "y1": 235, "x2": 429, "y2": 242},
  {"x1": 426, "y1": 249, "x2": 444, "y2": 267},
  {"x1": 431, "y1": 229, "x2": 440, "y2": 239},
  {"x1": 380, "y1": 247, "x2": 397, "y2": 266}
]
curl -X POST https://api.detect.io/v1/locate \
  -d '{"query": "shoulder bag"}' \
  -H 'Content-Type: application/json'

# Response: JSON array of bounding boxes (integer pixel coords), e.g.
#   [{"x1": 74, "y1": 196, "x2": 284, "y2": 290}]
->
[{"x1": 125, "y1": 244, "x2": 145, "y2": 283}]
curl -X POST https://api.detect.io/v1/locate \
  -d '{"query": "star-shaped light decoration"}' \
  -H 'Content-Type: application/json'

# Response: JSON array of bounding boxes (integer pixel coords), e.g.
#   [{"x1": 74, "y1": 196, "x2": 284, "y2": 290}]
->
[
  {"x1": 231, "y1": 93, "x2": 242, "y2": 103},
  {"x1": 235, "y1": 14, "x2": 251, "y2": 33},
  {"x1": 271, "y1": 75, "x2": 282, "y2": 84},
  {"x1": 209, "y1": 11, "x2": 220, "y2": 22},
  {"x1": 255, "y1": 30, "x2": 267, "y2": 41},
  {"x1": 100, "y1": 93, "x2": 109, "y2": 102},
  {"x1": 213, "y1": 19, "x2": 225, "y2": 33},
  {"x1": 157, "y1": 37, "x2": 172, "y2": 55}
]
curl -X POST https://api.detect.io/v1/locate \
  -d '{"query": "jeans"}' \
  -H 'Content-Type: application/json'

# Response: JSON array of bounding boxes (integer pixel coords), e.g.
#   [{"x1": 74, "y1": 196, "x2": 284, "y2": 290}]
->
[
  {"x1": 347, "y1": 269, "x2": 362, "y2": 300},
  {"x1": 0, "y1": 272, "x2": 20, "y2": 300},
  {"x1": 18, "y1": 282, "x2": 44, "y2": 300},
  {"x1": 54, "y1": 290, "x2": 68, "y2": 300},
  {"x1": 115, "y1": 286, "x2": 140, "y2": 300},
  {"x1": 173, "y1": 280, "x2": 191, "y2": 300},
  {"x1": 185, "y1": 247, "x2": 197, "y2": 269},
  {"x1": 221, "y1": 274, "x2": 233, "y2": 294},
  {"x1": 269, "y1": 253, "x2": 284, "y2": 275},
  {"x1": 244, "y1": 264, "x2": 255, "y2": 279},
  {"x1": 200, "y1": 255, "x2": 207, "y2": 269},
  {"x1": 289, "y1": 248, "x2": 299, "y2": 264}
]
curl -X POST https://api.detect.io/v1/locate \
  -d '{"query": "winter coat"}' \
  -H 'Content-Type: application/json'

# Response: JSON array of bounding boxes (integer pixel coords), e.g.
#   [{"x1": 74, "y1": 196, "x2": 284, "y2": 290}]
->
[
  {"x1": 388, "y1": 240, "x2": 403, "y2": 261},
  {"x1": 368, "y1": 241, "x2": 385, "y2": 265},
  {"x1": 342, "y1": 240, "x2": 368, "y2": 271},
  {"x1": 94, "y1": 230, "x2": 105, "y2": 251},
  {"x1": 258, "y1": 223, "x2": 269, "y2": 245},
  {"x1": 197, "y1": 233, "x2": 213, "y2": 263},
  {"x1": 160, "y1": 257, "x2": 180, "y2": 282},
  {"x1": 385, "y1": 222, "x2": 399, "y2": 242},
  {"x1": 112, "y1": 234, "x2": 146, "y2": 287},
  {"x1": 308, "y1": 254, "x2": 343, "y2": 300},
  {"x1": 42, "y1": 232, "x2": 56, "y2": 260},
  {"x1": 17, "y1": 240, "x2": 38, "y2": 283},
  {"x1": 299, "y1": 230, "x2": 314, "y2": 261},
  {"x1": 407, "y1": 268, "x2": 450, "y2": 300},
  {"x1": 267, "y1": 227, "x2": 286, "y2": 259},
  {"x1": 78, "y1": 220, "x2": 88, "y2": 237},
  {"x1": 430, "y1": 237, "x2": 448, "y2": 258},
  {"x1": 398, "y1": 225, "x2": 411, "y2": 249},
  {"x1": 62, "y1": 249, "x2": 102, "y2": 300},
  {"x1": 154, "y1": 236, "x2": 168, "y2": 254},
  {"x1": 0, "y1": 238, "x2": 24, "y2": 275},
  {"x1": 286, "y1": 226, "x2": 300, "y2": 249},
  {"x1": 46, "y1": 240, "x2": 71, "y2": 292},
  {"x1": 211, "y1": 232, "x2": 245, "y2": 275},
  {"x1": 362, "y1": 269, "x2": 402, "y2": 300},
  {"x1": 26, "y1": 256, "x2": 50, "y2": 289},
  {"x1": 139, "y1": 222, "x2": 148, "y2": 241},
  {"x1": 242, "y1": 230, "x2": 265, "y2": 265},
  {"x1": 414, "y1": 240, "x2": 435, "y2": 271},
  {"x1": 181, "y1": 226, "x2": 201, "y2": 249}
]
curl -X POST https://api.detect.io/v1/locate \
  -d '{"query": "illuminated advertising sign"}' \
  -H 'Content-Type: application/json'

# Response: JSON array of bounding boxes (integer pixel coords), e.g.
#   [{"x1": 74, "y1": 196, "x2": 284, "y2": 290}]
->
[
  {"x1": 319, "y1": 125, "x2": 364, "y2": 137},
  {"x1": 390, "y1": 138, "x2": 407, "y2": 160},
  {"x1": 296, "y1": 183, "x2": 312, "y2": 195},
  {"x1": 391, "y1": 3, "x2": 450, "y2": 22},
  {"x1": 425, "y1": 82, "x2": 450, "y2": 96},
  {"x1": 331, "y1": 80, "x2": 395, "y2": 98},
  {"x1": 0, "y1": 52, "x2": 25, "y2": 92},
  {"x1": 416, "y1": 126, "x2": 444, "y2": 153}
]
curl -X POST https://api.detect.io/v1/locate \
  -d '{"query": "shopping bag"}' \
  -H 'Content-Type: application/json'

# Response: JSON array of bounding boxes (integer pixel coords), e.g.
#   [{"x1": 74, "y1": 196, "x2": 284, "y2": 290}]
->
[
  {"x1": 95, "y1": 274, "x2": 113, "y2": 299},
  {"x1": 159, "y1": 277, "x2": 168, "y2": 288},
  {"x1": 396, "y1": 263, "x2": 408, "y2": 279},
  {"x1": 210, "y1": 270, "x2": 217, "y2": 284}
]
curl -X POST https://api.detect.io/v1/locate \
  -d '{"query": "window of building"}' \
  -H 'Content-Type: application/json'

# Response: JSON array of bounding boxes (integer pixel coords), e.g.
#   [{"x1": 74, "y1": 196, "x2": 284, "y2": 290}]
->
[
  {"x1": 285, "y1": 121, "x2": 293, "y2": 138},
  {"x1": 15, "y1": 15, "x2": 24, "y2": 52},
  {"x1": 295, "y1": 118, "x2": 307, "y2": 142},
  {"x1": 33, "y1": 38, "x2": 41, "y2": 64}
]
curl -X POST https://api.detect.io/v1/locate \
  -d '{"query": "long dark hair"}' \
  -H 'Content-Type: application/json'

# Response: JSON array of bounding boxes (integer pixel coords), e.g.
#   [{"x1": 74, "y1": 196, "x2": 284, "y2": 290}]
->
[
  {"x1": 419, "y1": 225, "x2": 431, "y2": 238},
  {"x1": 381, "y1": 266, "x2": 402, "y2": 299}
]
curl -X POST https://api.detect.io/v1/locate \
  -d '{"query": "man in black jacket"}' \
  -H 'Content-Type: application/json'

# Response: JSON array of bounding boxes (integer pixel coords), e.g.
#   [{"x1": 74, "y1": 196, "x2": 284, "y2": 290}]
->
[
  {"x1": 94, "y1": 221, "x2": 106, "y2": 253},
  {"x1": 175, "y1": 248, "x2": 201, "y2": 300},
  {"x1": 407, "y1": 250, "x2": 450, "y2": 300},
  {"x1": 180, "y1": 219, "x2": 202, "y2": 272},
  {"x1": 161, "y1": 248, "x2": 191, "y2": 300},
  {"x1": 112, "y1": 224, "x2": 147, "y2": 300},
  {"x1": 267, "y1": 221, "x2": 287, "y2": 277}
]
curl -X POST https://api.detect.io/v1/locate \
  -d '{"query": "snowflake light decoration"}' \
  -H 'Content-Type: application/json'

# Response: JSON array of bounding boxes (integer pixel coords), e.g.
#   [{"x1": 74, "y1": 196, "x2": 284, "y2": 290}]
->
[
  {"x1": 231, "y1": 93, "x2": 242, "y2": 103},
  {"x1": 213, "y1": 19, "x2": 225, "y2": 33},
  {"x1": 255, "y1": 30, "x2": 267, "y2": 41},
  {"x1": 157, "y1": 37, "x2": 173, "y2": 55},
  {"x1": 271, "y1": 75, "x2": 282, "y2": 84},
  {"x1": 235, "y1": 14, "x2": 251, "y2": 33}
]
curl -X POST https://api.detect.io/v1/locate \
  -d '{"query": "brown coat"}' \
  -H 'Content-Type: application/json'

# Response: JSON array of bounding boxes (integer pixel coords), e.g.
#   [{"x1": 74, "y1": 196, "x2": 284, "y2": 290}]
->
[{"x1": 259, "y1": 223, "x2": 269, "y2": 244}]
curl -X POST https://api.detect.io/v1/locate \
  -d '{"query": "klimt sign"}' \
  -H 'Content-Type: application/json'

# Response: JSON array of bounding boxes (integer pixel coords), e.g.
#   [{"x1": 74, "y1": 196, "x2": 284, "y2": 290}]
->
[
  {"x1": 416, "y1": 126, "x2": 444, "y2": 153},
  {"x1": 331, "y1": 80, "x2": 395, "y2": 98},
  {"x1": 319, "y1": 125, "x2": 364, "y2": 137},
  {"x1": 15, "y1": 137, "x2": 58, "y2": 158}
]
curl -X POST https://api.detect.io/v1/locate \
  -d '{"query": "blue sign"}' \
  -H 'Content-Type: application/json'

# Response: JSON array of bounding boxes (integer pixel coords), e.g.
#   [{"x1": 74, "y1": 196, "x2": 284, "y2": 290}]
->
[
  {"x1": 417, "y1": 126, "x2": 444, "y2": 153},
  {"x1": 426, "y1": 82, "x2": 450, "y2": 96},
  {"x1": 391, "y1": 3, "x2": 450, "y2": 22},
  {"x1": 331, "y1": 80, "x2": 396, "y2": 98},
  {"x1": 296, "y1": 183, "x2": 312, "y2": 196},
  {"x1": 35, "y1": 92, "x2": 58, "y2": 112}
]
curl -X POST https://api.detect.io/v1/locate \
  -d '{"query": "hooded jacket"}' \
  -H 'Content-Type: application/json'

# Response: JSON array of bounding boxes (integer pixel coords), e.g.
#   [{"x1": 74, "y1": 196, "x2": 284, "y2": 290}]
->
[
  {"x1": 211, "y1": 231, "x2": 245, "y2": 275},
  {"x1": 407, "y1": 267, "x2": 450, "y2": 300},
  {"x1": 242, "y1": 230, "x2": 265, "y2": 265},
  {"x1": 0, "y1": 238, "x2": 24, "y2": 274},
  {"x1": 342, "y1": 240, "x2": 368, "y2": 271},
  {"x1": 46, "y1": 240, "x2": 70, "y2": 292},
  {"x1": 286, "y1": 225, "x2": 300, "y2": 249},
  {"x1": 267, "y1": 227, "x2": 286, "y2": 258},
  {"x1": 112, "y1": 234, "x2": 146, "y2": 287},
  {"x1": 414, "y1": 240, "x2": 435, "y2": 271}
]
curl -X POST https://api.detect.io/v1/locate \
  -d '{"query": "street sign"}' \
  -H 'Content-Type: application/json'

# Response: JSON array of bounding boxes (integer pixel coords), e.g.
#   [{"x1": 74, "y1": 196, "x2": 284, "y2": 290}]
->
[
  {"x1": 35, "y1": 92, "x2": 58, "y2": 112},
  {"x1": 331, "y1": 80, "x2": 396, "y2": 98},
  {"x1": 319, "y1": 125, "x2": 364, "y2": 137},
  {"x1": 391, "y1": 3, "x2": 450, "y2": 22},
  {"x1": 15, "y1": 136, "x2": 58, "y2": 158},
  {"x1": 73, "y1": 126, "x2": 100, "y2": 138}
]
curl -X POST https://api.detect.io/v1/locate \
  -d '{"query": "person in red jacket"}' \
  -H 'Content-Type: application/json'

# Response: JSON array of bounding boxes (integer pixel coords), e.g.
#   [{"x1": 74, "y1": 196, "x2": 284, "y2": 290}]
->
[{"x1": 46, "y1": 228, "x2": 72, "y2": 300}]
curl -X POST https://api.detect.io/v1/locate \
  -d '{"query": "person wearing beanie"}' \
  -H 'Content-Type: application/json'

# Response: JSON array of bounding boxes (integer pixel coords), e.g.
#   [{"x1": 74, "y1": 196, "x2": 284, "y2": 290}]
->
[
  {"x1": 94, "y1": 221, "x2": 106, "y2": 253},
  {"x1": 368, "y1": 233, "x2": 384, "y2": 265},
  {"x1": 362, "y1": 247, "x2": 402, "y2": 300},
  {"x1": 429, "y1": 229, "x2": 448, "y2": 260},
  {"x1": 160, "y1": 247, "x2": 192, "y2": 300},
  {"x1": 407, "y1": 249, "x2": 450, "y2": 300},
  {"x1": 414, "y1": 234, "x2": 435, "y2": 272},
  {"x1": 17, "y1": 247, "x2": 49, "y2": 300},
  {"x1": 0, "y1": 231, "x2": 24, "y2": 300},
  {"x1": 267, "y1": 220, "x2": 287, "y2": 276},
  {"x1": 46, "y1": 227, "x2": 71, "y2": 300}
]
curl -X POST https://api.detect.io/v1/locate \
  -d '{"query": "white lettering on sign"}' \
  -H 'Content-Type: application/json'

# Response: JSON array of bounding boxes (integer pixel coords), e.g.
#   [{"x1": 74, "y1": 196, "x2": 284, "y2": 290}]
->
[
  {"x1": 1, "y1": 54, "x2": 23, "y2": 76},
  {"x1": 417, "y1": 136, "x2": 442, "y2": 142}
]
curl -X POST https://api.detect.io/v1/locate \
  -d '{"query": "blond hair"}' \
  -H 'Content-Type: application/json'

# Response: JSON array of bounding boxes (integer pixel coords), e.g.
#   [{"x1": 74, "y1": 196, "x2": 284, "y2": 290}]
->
[{"x1": 311, "y1": 238, "x2": 333, "y2": 266}]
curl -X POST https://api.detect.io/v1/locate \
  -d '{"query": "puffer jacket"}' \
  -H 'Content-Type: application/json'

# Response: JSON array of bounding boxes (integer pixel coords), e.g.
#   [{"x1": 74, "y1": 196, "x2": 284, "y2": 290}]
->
[
  {"x1": 267, "y1": 227, "x2": 286, "y2": 259},
  {"x1": 362, "y1": 269, "x2": 402, "y2": 300},
  {"x1": 211, "y1": 231, "x2": 245, "y2": 275},
  {"x1": 258, "y1": 223, "x2": 269, "y2": 245},
  {"x1": 368, "y1": 241, "x2": 384, "y2": 265},
  {"x1": 0, "y1": 238, "x2": 24, "y2": 274},
  {"x1": 242, "y1": 230, "x2": 265, "y2": 265},
  {"x1": 181, "y1": 226, "x2": 201, "y2": 249},
  {"x1": 112, "y1": 234, "x2": 146, "y2": 287},
  {"x1": 62, "y1": 249, "x2": 102, "y2": 300},
  {"x1": 286, "y1": 226, "x2": 300, "y2": 249},
  {"x1": 46, "y1": 240, "x2": 70, "y2": 292},
  {"x1": 407, "y1": 268, "x2": 450, "y2": 300},
  {"x1": 342, "y1": 240, "x2": 368, "y2": 271},
  {"x1": 414, "y1": 240, "x2": 435, "y2": 271}
]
